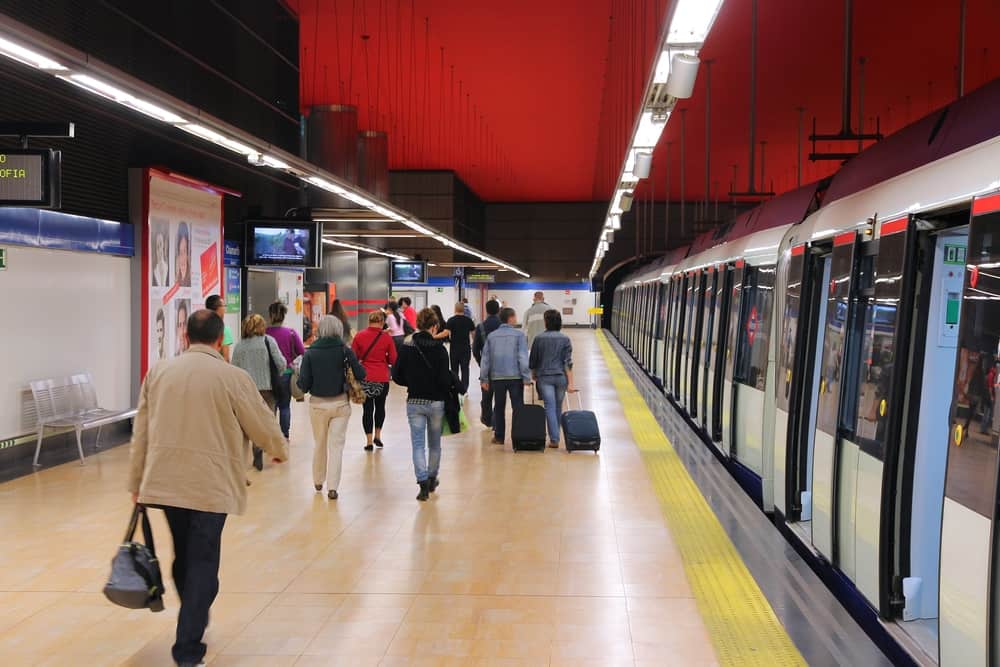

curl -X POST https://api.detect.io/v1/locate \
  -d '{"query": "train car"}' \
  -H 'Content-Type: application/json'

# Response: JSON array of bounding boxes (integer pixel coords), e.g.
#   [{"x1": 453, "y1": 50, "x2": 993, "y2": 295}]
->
[{"x1": 609, "y1": 77, "x2": 1000, "y2": 666}]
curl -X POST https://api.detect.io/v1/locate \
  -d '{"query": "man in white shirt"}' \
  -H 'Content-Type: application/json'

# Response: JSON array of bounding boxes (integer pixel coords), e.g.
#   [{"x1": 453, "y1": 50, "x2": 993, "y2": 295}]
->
[{"x1": 522, "y1": 291, "x2": 551, "y2": 349}]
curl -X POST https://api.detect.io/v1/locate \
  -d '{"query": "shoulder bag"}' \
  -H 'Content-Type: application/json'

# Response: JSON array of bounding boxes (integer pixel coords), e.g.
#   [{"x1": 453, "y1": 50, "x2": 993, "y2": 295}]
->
[
  {"x1": 344, "y1": 347, "x2": 367, "y2": 404},
  {"x1": 264, "y1": 337, "x2": 289, "y2": 404},
  {"x1": 103, "y1": 504, "x2": 165, "y2": 612}
]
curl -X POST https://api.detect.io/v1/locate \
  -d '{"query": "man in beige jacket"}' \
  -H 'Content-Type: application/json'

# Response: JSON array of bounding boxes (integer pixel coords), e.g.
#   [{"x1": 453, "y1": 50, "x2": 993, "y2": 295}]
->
[{"x1": 129, "y1": 309, "x2": 287, "y2": 667}]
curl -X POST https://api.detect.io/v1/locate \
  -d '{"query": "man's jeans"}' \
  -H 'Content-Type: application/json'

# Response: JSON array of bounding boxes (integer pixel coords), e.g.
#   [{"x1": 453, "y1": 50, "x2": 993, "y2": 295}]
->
[
  {"x1": 408, "y1": 400, "x2": 444, "y2": 482},
  {"x1": 537, "y1": 377, "x2": 567, "y2": 444},
  {"x1": 491, "y1": 379, "x2": 524, "y2": 442},
  {"x1": 163, "y1": 507, "x2": 227, "y2": 666}
]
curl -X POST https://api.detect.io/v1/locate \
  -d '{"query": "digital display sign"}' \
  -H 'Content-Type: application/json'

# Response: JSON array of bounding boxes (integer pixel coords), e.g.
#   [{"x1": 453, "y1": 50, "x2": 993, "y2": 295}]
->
[{"x1": 0, "y1": 149, "x2": 60, "y2": 207}]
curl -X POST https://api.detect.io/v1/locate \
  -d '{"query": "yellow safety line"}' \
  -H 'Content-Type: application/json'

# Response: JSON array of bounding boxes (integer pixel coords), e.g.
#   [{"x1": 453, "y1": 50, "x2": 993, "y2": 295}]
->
[{"x1": 596, "y1": 331, "x2": 806, "y2": 667}]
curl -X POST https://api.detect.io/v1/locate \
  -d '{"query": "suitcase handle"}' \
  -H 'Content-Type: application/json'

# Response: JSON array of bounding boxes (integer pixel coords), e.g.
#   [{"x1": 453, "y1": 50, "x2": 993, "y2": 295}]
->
[{"x1": 567, "y1": 389, "x2": 582, "y2": 410}]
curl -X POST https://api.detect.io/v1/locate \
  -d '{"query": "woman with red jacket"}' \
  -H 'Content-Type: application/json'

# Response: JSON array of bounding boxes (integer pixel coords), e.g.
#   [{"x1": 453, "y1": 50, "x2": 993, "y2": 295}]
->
[{"x1": 352, "y1": 310, "x2": 398, "y2": 451}]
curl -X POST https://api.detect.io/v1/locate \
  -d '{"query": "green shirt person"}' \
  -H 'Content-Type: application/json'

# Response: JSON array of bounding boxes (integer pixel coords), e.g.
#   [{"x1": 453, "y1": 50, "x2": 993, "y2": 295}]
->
[{"x1": 206, "y1": 294, "x2": 233, "y2": 362}]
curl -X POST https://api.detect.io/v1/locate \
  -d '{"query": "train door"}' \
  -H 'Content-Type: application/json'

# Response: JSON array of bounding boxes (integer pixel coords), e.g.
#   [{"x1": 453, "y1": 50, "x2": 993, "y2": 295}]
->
[
  {"x1": 654, "y1": 281, "x2": 668, "y2": 385},
  {"x1": 731, "y1": 263, "x2": 777, "y2": 480},
  {"x1": 722, "y1": 262, "x2": 746, "y2": 456},
  {"x1": 689, "y1": 270, "x2": 706, "y2": 418},
  {"x1": 937, "y1": 196, "x2": 1000, "y2": 666},
  {"x1": 672, "y1": 275, "x2": 685, "y2": 400},
  {"x1": 647, "y1": 282, "x2": 658, "y2": 372},
  {"x1": 811, "y1": 232, "x2": 862, "y2": 562},
  {"x1": 776, "y1": 245, "x2": 828, "y2": 527},
  {"x1": 662, "y1": 279, "x2": 675, "y2": 393},
  {"x1": 710, "y1": 265, "x2": 733, "y2": 443},
  {"x1": 701, "y1": 268, "x2": 719, "y2": 432},
  {"x1": 678, "y1": 274, "x2": 692, "y2": 409}
]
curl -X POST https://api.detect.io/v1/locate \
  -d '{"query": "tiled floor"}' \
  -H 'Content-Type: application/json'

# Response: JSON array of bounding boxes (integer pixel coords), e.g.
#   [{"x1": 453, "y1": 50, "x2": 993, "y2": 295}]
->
[{"x1": 0, "y1": 330, "x2": 718, "y2": 666}]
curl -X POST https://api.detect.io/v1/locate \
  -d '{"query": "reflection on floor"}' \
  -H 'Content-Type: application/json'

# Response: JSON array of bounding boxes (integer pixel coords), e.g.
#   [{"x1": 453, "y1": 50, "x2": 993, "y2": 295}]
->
[{"x1": 0, "y1": 330, "x2": 720, "y2": 666}]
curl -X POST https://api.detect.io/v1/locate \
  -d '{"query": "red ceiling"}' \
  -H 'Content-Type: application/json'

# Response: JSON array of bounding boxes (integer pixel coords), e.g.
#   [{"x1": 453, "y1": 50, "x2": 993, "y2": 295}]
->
[
  {"x1": 288, "y1": 0, "x2": 1000, "y2": 205},
  {"x1": 288, "y1": 0, "x2": 615, "y2": 201}
]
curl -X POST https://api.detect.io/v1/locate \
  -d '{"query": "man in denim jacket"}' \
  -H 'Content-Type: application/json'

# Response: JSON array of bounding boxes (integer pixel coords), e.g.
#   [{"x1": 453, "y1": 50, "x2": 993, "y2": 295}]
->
[{"x1": 479, "y1": 307, "x2": 532, "y2": 444}]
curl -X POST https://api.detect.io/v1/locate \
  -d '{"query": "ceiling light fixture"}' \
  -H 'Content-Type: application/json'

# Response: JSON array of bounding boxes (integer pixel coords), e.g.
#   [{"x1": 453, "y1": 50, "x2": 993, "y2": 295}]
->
[
  {"x1": 0, "y1": 15, "x2": 531, "y2": 278},
  {"x1": 322, "y1": 238, "x2": 409, "y2": 260},
  {"x1": 0, "y1": 35, "x2": 66, "y2": 71},
  {"x1": 667, "y1": 0, "x2": 725, "y2": 45}
]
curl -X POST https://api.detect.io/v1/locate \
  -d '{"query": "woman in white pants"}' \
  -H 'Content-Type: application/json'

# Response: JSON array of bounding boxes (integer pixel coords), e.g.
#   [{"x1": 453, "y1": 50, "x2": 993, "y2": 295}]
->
[{"x1": 297, "y1": 315, "x2": 366, "y2": 499}]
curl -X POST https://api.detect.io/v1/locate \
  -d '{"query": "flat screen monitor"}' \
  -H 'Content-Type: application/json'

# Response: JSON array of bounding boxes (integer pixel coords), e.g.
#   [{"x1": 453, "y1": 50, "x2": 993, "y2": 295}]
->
[
  {"x1": 246, "y1": 221, "x2": 321, "y2": 268},
  {"x1": 391, "y1": 261, "x2": 427, "y2": 283}
]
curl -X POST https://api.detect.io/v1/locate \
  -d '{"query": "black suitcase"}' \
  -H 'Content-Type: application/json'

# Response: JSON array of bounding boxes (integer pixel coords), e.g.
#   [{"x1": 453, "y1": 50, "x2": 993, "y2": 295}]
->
[
  {"x1": 512, "y1": 385, "x2": 546, "y2": 451},
  {"x1": 562, "y1": 392, "x2": 601, "y2": 452}
]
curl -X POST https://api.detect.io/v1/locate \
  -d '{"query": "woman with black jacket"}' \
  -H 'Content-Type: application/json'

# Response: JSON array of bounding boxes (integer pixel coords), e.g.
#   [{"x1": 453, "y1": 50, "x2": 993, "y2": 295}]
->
[
  {"x1": 297, "y1": 315, "x2": 366, "y2": 500},
  {"x1": 393, "y1": 307, "x2": 454, "y2": 501}
]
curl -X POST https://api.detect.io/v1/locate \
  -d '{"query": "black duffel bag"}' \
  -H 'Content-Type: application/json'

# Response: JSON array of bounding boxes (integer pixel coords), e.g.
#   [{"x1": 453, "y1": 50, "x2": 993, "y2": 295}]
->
[{"x1": 103, "y1": 504, "x2": 165, "y2": 612}]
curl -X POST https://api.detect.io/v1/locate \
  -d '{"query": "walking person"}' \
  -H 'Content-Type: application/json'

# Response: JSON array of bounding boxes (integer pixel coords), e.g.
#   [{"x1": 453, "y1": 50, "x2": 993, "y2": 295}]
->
[
  {"x1": 265, "y1": 301, "x2": 304, "y2": 440},
  {"x1": 431, "y1": 305, "x2": 449, "y2": 340},
  {"x1": 231, "y1": 314, "x2": 287, "y2": 469},
  {"x1": 205, "y1": 294, "x2": 234, "y2": 362},
  {"x1": 462, "y1": 297, "x2": 475, "y2": 323},
  {"x1": 129, "y1": 309, "x2": 288, "y2": 667},
  {"x1": 399, "y1": 296, "x2": 418, "y2": 330},
  {"x1": 386, "y1": 301, "x2": 407, "y2": 351},
  {"x1": 297, "y1": 316, "x2": 366, "y2": 500},
  {"x1": 529, "y1": 309, "x2": 576, "y2": 448},
  {"x1": 479, "y1": 307, "x2": 531, "y2": 445},
  {"x1": 522, "y1": 291, "x2": 551, "y2": 350},
  {"x1": 331, "y1": 298, "x2": 353, "y2": 343},
  {"x1": 473, "y1": 299, "x2": 502, "y2": 427},
  {"x1": 352, "y1": 310, "x2": 397, "y2": 451},
  {"x1": 393, "y1": 308, "x2": 454, "y2": 501},
  {"x1": 445, "y1": 302, "x2": 476, "y2": 393}
]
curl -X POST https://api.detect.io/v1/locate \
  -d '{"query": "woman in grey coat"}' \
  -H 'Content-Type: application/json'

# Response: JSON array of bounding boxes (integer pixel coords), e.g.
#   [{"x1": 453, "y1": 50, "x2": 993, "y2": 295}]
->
[{"x1": 231, "y1": 313, "x2": 287, "y2": 470}]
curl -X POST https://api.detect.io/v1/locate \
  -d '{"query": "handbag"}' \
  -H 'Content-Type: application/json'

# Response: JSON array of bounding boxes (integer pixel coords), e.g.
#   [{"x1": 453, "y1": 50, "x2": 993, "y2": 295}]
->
[
  {"x1": 289, "y1": 355, "x2": 305, "y2": 401},
  {"x1": 344, "y1": 350, "x2": 366, "y2": 404},
  {"x1": 265, "y1": 337, "x2": 289, "y2": 404},
  {"x1": 103, "y1": 505, "x2": 165, "y2": 612}
]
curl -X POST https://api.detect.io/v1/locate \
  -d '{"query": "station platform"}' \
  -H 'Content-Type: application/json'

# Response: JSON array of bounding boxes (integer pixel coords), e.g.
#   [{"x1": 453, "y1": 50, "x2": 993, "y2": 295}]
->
[{"x1": 0, "y1": 330, "x2": 886, "y2": 666}]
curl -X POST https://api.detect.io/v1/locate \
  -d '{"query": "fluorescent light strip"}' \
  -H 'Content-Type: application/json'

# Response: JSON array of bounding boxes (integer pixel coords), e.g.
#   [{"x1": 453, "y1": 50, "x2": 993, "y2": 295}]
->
[
  {"x1": 0, "y1": 23, "x2": 532, "y2": 278},
  {"x1": 0, "y1": 35, "x2": 66, "y2": 71},
  {"x1": 322, "y1": 238, "x2": 409, "y2": 260},
  {"x1": 667, "y1": 0, "x2": 725, "y2": 45}
]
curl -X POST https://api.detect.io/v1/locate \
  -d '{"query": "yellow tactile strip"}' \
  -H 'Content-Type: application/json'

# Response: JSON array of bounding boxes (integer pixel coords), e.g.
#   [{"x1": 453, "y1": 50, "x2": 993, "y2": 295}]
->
[{"x1": 597, "y1": 331, "x2": 806, "y2": 667}]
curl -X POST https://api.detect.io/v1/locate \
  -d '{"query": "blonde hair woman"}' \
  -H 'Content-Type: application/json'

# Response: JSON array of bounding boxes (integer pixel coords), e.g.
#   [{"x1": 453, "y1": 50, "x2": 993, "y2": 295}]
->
[
  {"x1": 297, "y1": 315, "x2": 366, "y2": 499},
  {"x1": 231, "y1": 314, "x2": 286, "y2": 470}
]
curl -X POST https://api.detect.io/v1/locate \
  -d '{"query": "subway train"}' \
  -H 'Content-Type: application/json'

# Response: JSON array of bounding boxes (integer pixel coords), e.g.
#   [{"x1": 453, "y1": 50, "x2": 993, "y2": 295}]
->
[{"x1": 609, "y1": 78, "x2": 1000, "y2": 666}]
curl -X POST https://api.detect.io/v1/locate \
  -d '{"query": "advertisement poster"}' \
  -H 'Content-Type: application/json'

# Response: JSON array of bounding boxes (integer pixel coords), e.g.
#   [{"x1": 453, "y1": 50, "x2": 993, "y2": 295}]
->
[
  {"x1": 145, "y1": 171, "x2": 223, "y2": 374},
  {"x1": 225, "y1": 267, "x2": 241, "y2": 314},
  {"x1": 303, "y1": 286, "x2": 328, "y2": 346}
]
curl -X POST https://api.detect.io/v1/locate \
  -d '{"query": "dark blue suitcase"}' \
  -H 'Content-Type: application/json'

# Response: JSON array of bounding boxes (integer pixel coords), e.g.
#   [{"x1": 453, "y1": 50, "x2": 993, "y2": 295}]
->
[{"x1": 562, "y1": 392, "x2": 601, "y2": 452}]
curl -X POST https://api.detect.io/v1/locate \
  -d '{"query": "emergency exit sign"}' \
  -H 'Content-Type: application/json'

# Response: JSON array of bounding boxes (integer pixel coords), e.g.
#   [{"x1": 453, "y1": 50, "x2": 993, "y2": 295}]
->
[{"x1": 0, "y1": 247, "x2": 6, "y2": 270}]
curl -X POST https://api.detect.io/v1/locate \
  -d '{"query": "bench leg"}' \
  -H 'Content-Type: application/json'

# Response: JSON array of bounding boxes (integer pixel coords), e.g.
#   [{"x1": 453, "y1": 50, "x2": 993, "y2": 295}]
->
[
  {"x1": 32, "y1": 425, "x2": 45, "y2": 467},
  {"x1": 75, "y1": 426, "x2": 86, "y2": 465},
  {"x1": 95, "y1": 425, "x2": 102, "y2": 449}
]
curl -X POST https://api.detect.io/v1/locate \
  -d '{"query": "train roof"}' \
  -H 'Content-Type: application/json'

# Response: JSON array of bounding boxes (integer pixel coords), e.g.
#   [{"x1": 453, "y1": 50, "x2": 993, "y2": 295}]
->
[{"x1": 788, "y1": 77, "x2": 1000, "y2": 247}]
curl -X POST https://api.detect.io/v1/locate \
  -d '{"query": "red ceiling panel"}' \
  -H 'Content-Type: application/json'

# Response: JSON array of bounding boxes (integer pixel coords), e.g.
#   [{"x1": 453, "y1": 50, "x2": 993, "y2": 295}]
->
[{"x1": 289, "y1": 1, "x2": 1000, "y2": 205}]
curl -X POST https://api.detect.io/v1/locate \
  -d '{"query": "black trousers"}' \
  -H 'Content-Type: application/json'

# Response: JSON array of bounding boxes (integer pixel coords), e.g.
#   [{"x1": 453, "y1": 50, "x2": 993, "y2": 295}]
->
[
  {"x1": 450, "y1": 347, "x2": 471, "y2": 394},
  {"x1": 163, "y1": 507, "x2": 227, "y2": 666},
  {"x1": 362, "y1": 383, "x2": 389, "y2": 433},
  {"x1": 491, "y1": 379, "x2": 525, "y2": 442}
]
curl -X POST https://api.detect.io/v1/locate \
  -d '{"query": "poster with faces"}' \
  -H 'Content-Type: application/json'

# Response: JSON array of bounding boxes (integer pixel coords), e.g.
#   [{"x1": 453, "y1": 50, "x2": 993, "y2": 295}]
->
[{"x1": 145, "y1": 172, "x2": 222, "y2": 374}]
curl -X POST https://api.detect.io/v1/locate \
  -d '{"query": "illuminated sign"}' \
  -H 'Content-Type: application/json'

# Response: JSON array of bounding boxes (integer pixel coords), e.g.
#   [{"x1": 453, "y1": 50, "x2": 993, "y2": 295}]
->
[
  {"x1": 0, "y1": 149, "x2": 60, "y2": 208},
  {"x1": 465, "y1": 271, "x2": 495, "y2": 283}
]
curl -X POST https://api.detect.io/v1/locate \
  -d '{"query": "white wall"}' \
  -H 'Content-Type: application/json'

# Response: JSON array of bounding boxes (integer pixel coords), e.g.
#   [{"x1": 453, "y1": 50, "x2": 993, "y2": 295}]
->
[
  {"x1": 484, "y1": 288, "x2": 595, "y2": 326},
  {"x1": 0, "y1": 246, "x2": 132, "y2": 439}
]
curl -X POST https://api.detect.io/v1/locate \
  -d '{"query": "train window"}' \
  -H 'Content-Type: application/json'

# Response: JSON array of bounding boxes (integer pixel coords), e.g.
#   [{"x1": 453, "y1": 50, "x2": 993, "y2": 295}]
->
[
  {"x1": 734, "y1": 265, "x2": 776, "y2": 390},
  {"x1": 816, "y1": 241, "x2": 857, "y2": 436},
  {"x1": 657, "y1": 282, "x2": 668, "y2": 339},
  {"x1": 776, "y1": 251, "x2": 805, "y2": 412},
  {"x1": 724, "y1": 266, "x2": 746, "y2": 382},
  {"x1": 853, "y1": 232, "x2": 906, "y2": 456},
  {"x1": 945, "y1": 213, "x2": 1000, "y2": 518}
]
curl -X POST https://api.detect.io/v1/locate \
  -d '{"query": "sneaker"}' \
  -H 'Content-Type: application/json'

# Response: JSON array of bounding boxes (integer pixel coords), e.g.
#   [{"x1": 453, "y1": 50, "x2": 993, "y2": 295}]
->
[
  {"x1": 364, "y1": 444, "x2": 374, "y2": 452},
  {"x1": 428, "y1": 475, "x2": 439, "y2": 492},
  {"x1": 416, "y1": 480, "x2": 430, "y2": 501},
  {"x1": 328, "y1": 490, "x2": 338, "y2": 500},
  {"x1": 374, "y1": 438, "x2": 385, "y2": 448},
  {"x1": 314, "y1": 484, "x2": 323, "y2": 492}
]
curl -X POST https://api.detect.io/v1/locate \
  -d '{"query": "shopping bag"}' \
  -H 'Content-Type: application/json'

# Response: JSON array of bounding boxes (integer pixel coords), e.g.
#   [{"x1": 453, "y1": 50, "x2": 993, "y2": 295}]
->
[{"x1": 443, "y1": 406, "x2": 468, "y2": 436}]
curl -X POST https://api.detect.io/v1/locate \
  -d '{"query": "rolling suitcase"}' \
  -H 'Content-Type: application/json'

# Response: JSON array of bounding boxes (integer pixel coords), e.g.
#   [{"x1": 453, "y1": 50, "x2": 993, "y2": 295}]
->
[
  {"x1": 512, "y1": 385, "x2": 547, "y2": 451},
  {"x1": 562, "y1": 391, "x2": 601, "y2": 452}
]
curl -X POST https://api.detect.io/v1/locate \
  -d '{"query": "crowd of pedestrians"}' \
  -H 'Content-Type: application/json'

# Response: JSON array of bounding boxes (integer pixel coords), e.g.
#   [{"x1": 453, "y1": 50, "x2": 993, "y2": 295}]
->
[{"x1": 128, "y1": 291, "x2": 576, "y2": 666}]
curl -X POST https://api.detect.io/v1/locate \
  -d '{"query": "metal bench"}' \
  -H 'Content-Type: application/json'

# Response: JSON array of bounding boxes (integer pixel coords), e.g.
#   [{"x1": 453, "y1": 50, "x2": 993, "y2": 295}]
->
[{"x1": 30, "y1": 373, "x2": 137, "y2": 466}]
